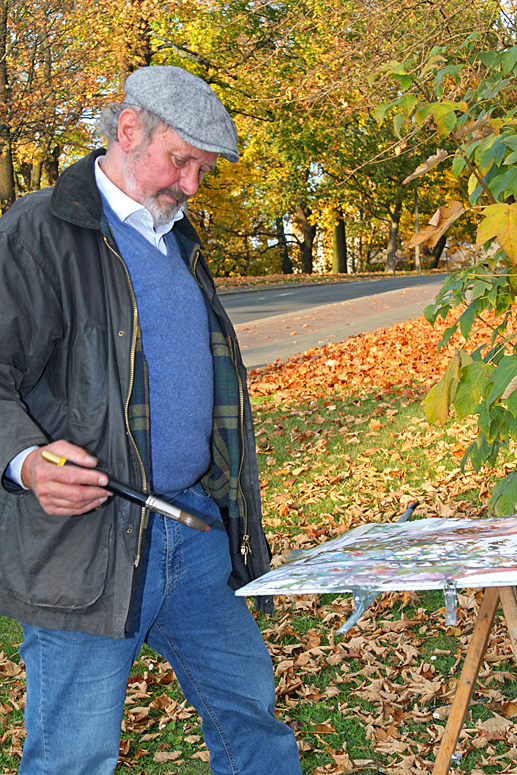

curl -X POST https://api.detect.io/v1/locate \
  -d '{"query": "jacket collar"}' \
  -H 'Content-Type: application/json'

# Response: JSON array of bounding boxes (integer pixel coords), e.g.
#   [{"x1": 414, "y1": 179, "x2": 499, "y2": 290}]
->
[
  {"x1": 50, "y1": 148, "x2": 105, "y2": 229},
  {"x1": 50, "y1": 147, "x2": 202, "y2": 251}
]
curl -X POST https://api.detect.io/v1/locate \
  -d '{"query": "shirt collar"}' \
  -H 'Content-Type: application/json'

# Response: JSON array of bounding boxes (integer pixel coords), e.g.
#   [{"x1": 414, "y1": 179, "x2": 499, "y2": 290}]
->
[{"x1": 94, "y1": 155, "x2": 184, "y2": 235}]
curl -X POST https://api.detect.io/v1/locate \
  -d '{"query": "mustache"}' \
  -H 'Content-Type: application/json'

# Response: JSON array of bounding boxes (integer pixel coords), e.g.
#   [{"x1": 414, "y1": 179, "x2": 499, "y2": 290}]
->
[{"x1": 155, "y1": 187, "x2": 189, "y2": 205}]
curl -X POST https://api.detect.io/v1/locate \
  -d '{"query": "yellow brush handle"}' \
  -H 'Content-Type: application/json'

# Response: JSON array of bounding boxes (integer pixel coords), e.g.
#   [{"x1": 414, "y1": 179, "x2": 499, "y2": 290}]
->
[{"x1": 41, "y1": 450, "x2": 67, "y2": 466}]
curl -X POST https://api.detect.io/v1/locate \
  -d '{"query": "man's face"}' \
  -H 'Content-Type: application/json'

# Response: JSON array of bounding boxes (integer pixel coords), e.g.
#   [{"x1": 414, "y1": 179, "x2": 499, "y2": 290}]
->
[{"x1": 120, "y1": 125, "x2": 218, "y2": 227}]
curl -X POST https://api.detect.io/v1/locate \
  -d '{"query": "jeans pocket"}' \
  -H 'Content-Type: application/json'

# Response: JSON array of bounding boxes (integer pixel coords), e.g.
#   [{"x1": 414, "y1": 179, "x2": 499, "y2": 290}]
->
[{"x1": 187, "y1": 482, "x2": 212, "y2": 501}]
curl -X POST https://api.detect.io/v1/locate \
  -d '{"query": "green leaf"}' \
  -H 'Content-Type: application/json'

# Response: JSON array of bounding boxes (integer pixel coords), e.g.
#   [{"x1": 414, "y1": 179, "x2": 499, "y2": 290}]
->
[
  {"x1": 490, "y1": 471, "x2": 517, "y2": 515},
  {"x1": 477, "y1": 76, "x2": 512, "y2": 101},
  {"x1": 488, "y1": 167, "x2": 517, "y2": 200},
  {"x1": 431, "y1": 104, "x2": 457, "y2": 138},
  {"x1": 424, "y1": 350, "x2": 466, "y2": 426},
  {"x1": 504, "y1": 150, "x2": 517, "y2": 165},
  {"x1": 494, "y1": 291, "x2": 515, "y2": 317},
  {"x1": 478, "y1": 136, "x2": 506, "y2": 171},
  {"x1": 463, "y1": 432, "x2": 497, "y2": 472},
  {"x1": 477, "y1": 402, "x2": 491, "y2": 436},
  {"x1": 397, "y1": 93, "x2": 419, "y2": 113},
  {"x1": 397, "y1": 74, "x2": 414, "y2": 91},
  {"x1": 415, "y1": 104, "x2": 435, "y2": 127},
  {"x1": 453, "y1": 362, "x2": 491, "y2": 418},
  {"x1": 503, "y1": 45, "x2": 517, "y2": 75},
  {"x1": 478, "y1": 50, "x2": 503, "y2": 69},
  {"x1": 486, "y1": 355, "x2": 517, "y2": 406},
  {"x1": 423, "y1": 302, "x2": 450, "y2": 326},
  {"x1": 457, "y1": 299, "x2": 480, "y2": 339},
  {"x1": 393, "y1": 113, "x2": 405, "y2": 139},
  {"x1": 502, "y1": 134, "x2": 517, "y2": 151},
  {"x1": 452, "y1": 155, "x2": 466, "y2": 176},
  {"x1": 372, "y1": 103, "x2": 390, "y2": 125},
  {"x1": 470, "y1": 277, "x2": 492, "y2": 300}
]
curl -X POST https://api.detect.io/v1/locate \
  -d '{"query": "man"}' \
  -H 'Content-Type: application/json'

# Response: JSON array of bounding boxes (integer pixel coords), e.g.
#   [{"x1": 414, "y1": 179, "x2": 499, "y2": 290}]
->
[{"x1": 0, "y1": 66, "x2": 302, "y2": 775}]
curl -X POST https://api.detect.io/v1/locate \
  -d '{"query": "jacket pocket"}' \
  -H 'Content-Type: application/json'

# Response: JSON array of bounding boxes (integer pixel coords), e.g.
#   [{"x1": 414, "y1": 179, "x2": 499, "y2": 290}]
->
[{"x1": 0, "y1": 493, "x2": 112, "y2": 611}]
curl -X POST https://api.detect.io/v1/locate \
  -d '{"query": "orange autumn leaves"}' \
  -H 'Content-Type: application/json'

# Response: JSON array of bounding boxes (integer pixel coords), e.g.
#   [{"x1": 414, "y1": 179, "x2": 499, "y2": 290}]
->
[{"x1": 248, "y1": 309, "x2": 479, "y2": 400}]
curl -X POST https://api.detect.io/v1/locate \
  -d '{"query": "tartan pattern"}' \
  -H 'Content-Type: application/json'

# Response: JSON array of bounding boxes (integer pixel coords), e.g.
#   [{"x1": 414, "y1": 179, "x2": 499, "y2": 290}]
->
[
  {"x1": 128, "y1": 325, "x2": 151, "y2": 489},
  {"x1": 200, "y1": 318, "x2": 242, "y2": 520}
]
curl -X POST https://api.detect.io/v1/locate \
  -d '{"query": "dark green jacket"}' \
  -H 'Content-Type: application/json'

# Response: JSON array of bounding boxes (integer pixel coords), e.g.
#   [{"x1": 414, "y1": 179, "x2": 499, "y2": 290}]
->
[{"x1": 0, "y1": 149, "x2": 272, "y2": 638}]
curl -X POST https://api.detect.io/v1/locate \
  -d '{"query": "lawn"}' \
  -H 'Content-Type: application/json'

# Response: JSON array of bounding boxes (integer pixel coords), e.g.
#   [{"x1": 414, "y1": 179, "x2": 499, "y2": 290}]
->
[{"x1": 2, "y1": 310, "x2": 517, "y2": 775}]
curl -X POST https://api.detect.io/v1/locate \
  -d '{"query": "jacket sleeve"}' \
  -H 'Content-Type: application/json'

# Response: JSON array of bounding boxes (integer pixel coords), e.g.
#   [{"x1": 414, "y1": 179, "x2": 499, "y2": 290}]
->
[{"x1": 0, "y1": 229, "x2": 63, "y2": 485}]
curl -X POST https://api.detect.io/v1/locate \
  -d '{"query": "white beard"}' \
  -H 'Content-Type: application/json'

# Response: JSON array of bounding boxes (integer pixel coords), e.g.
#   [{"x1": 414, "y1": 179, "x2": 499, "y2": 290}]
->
[{"x1": 121, "y1": 148, "x2": 188, "y2": 228}]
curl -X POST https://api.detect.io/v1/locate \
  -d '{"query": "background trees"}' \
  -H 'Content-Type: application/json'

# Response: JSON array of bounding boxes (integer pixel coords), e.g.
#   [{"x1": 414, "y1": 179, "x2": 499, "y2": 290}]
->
[{"x1": 0, "y1": 0, "x2": 508, "y2": 273}]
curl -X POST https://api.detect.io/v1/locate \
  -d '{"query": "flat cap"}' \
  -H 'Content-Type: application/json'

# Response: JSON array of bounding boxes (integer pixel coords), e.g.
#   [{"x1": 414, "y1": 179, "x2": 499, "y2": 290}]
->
[{"x1": 123, "y1": 66, "x2": 239, "y2": 162}]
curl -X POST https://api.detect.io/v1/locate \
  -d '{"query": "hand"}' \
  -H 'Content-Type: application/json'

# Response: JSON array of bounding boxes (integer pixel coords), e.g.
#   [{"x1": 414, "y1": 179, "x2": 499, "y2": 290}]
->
[{"x1": 21, "y1": 440, "x2": 111, "y2": 516}]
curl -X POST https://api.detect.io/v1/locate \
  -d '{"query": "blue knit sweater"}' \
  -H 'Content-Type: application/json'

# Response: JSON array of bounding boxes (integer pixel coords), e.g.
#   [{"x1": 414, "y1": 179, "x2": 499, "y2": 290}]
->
[{"x1": 103, "y1": 200, "x2": 213, "y2": 498}]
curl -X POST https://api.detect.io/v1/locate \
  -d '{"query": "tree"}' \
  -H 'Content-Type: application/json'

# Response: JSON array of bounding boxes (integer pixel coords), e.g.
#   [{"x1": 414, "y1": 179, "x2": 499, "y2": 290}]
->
[
  {"x1": 0, "y1": 0, "x2": 14, "y2": 208},
  {"x1": 375, "y1": 26, "x2": 517, "y2": 514},
  {"x1": 0, "y1": 0, "x2": 120, "y2": 200}
]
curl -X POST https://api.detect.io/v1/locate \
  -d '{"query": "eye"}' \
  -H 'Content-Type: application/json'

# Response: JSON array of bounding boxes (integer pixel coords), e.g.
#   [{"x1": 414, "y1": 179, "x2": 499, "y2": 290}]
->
[
  {"x1": 199, "y1": 165, "x2": 214, "y2": 180},
  {"x1": 172, "y1": 156, "x2": 188, "y2": 168}
]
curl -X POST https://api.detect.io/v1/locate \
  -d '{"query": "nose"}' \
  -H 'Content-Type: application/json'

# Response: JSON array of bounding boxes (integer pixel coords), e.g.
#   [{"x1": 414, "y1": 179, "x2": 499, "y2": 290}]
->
[{"x1": 178, "y1": 164, "x2": 201, "y2": 198}]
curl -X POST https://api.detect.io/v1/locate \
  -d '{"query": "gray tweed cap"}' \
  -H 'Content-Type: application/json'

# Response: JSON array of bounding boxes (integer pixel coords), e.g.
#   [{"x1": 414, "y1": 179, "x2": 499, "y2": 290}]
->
[{"x1": 123, "y1": 66, "x2": 239, "y2": 163}]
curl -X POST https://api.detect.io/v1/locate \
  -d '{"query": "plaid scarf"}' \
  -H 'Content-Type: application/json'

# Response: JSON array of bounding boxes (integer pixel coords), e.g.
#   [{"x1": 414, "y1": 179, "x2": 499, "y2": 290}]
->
[
  {"x1": 128, "y1": 326, "x2": 152, "y2": 489},
  {"x1": 200, "y1": 310, "x2": 242, "y2": 522}
]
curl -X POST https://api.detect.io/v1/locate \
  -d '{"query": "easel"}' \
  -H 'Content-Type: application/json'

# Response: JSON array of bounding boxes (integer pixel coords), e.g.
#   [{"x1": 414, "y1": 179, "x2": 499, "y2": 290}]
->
[{"x1": 432, "y1": 586, "x2": 517, "y2": 775}]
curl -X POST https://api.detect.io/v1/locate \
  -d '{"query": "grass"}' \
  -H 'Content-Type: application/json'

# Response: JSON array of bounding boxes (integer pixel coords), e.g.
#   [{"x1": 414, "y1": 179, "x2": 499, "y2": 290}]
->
[{"x1": 1, "y1": 383, "x2": 517, "y2": 774}]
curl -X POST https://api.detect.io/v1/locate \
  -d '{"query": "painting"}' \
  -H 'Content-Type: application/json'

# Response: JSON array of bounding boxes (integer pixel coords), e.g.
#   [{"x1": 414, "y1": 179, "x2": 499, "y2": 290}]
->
[{"x1": 235, "y1": 516, "x2": 517, "y2": 597}]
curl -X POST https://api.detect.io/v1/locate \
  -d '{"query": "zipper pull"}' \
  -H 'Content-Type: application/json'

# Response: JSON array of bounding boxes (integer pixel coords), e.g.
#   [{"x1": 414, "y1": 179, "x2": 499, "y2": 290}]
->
[{"x1": 240, "y1": 534, "x2": 252, "y2": 565}]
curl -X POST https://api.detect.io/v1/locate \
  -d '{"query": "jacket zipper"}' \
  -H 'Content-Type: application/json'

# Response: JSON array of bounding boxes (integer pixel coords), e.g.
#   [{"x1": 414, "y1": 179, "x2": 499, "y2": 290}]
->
[
  {"x1": 103, "y1": 235, "x2": 148, "y2": 566},
  {"x1": 191, "y1": 249, "x2": 251, "y2": 563}
]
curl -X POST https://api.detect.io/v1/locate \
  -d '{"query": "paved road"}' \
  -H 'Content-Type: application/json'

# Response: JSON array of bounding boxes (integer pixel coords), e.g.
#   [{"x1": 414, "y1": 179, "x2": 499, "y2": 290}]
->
[
  {"x1": 221, "y1": 275, "x2": 448, "y2": 369},
  {"x1": 221, "y1": 274, "x2": 448, "y2": 326}
]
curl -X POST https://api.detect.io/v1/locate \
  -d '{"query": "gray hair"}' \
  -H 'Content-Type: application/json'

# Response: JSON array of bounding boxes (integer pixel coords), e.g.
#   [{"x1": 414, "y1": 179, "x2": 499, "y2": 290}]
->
[{"x1": 95, "y1": 103, "x2": 167, "y2": 146}]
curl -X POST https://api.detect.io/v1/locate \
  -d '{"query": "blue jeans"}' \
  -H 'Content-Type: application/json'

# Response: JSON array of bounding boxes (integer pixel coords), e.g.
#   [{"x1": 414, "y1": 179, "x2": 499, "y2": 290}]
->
[{"x1": 19, "y1": 485, "x2": 301, "y2": 775}]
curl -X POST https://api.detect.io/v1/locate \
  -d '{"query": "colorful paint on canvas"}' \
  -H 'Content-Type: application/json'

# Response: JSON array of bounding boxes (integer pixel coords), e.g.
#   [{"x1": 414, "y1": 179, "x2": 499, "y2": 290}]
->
[{"x1": 235, "y1": 516, "x2": 517, "y2": 597}]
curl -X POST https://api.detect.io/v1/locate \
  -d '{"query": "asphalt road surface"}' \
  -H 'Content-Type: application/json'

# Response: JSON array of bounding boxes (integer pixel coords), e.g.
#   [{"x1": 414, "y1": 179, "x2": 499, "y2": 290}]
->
[{"x1": 220, "y1": 274, "x2": 448, "y2": 369}]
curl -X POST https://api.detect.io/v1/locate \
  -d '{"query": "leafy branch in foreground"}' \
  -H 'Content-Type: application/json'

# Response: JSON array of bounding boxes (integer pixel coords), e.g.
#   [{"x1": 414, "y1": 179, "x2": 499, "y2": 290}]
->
[{"x1": 374, "y1": 32, "x2": 517, "y2": 514}]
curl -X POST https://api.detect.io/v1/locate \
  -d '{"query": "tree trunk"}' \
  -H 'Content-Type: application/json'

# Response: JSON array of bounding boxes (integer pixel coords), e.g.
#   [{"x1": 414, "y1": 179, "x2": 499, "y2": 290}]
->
[
  {"x1": 0, "y1": 0, "x2": 14, "y2": 210},
  {"x1": 276, "y1": 217, "x2": 292, "y2": 274},
  {"x1": 29, "y1": 161, "x2": 43, "y2": 192},
  {"x1": 423, "y1": 234, "x2": 447, "y2": 268},
  {"x1": 385, "y1": 198, "x2": 402, "y2": 274},
  {"x1": 118, "y1": 0, "x2": 153, "y2": 88},
  {"x1": 332, "y1": 211, "x2": 347, "y2": 273},
  {"x1": 45, "y1": 144, "x2": 61, "y2": 185},
  {"x1": 294, "y1": 203, "x2": 316, "y2": 274},
  {"x1": 414, "y1": 183, "x2": 421, "y2": 274}
]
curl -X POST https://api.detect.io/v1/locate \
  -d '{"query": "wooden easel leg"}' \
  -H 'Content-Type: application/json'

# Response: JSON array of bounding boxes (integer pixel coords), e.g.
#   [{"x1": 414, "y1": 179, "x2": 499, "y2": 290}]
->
[
  {"x1": 498, "y1": 587, "x2": 517, "y2": 664},
  {"x1": 431, "y1": 586, "x2": 500, "y2": 775}
]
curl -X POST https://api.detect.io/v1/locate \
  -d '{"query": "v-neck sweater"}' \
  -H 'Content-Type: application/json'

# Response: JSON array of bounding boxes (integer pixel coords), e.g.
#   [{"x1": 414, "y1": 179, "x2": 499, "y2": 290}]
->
[{"x1": 102, "y1": 197, "x2": 213, "y2": 498}]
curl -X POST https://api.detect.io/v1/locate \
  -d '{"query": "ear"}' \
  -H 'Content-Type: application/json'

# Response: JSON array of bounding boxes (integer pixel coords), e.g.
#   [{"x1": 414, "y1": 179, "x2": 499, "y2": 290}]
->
[{"x1": 117, "y1": 108, "x2": 144, "y2": 152}]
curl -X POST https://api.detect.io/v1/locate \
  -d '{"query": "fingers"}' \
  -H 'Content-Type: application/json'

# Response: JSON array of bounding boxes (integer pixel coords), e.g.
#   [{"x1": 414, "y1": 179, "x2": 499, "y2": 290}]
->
[{"x1": 21, "y1": 441, "x2": 111, "y2": 516}]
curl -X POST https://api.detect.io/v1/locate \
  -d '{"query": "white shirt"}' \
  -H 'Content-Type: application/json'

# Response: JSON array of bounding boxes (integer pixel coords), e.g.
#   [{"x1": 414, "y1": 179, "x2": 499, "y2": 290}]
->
[
  {"x1": 8, "y1": 156, "x2": 185, "y2": 486},
  {"x1": 94, "y1": 155, "x2": 184, "y2": 255}
]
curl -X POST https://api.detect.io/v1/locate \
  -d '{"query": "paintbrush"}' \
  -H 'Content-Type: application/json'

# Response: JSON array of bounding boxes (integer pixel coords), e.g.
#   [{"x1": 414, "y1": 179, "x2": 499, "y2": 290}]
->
[{"x1": 41, "y1": 450, "x2": 210, "y2": 532}]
